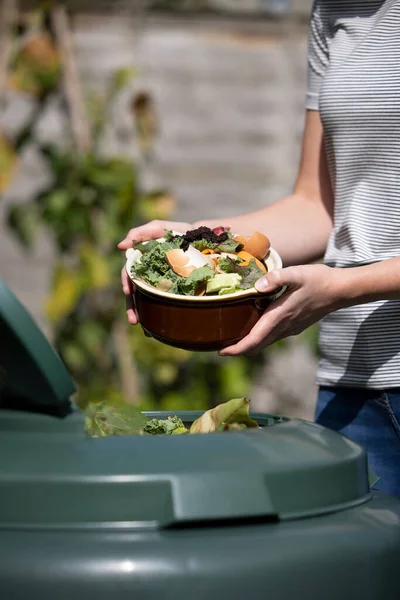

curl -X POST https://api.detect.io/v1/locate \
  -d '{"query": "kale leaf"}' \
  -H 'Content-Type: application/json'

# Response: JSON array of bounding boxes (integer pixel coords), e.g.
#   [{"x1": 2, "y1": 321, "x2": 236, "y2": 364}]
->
[
  {"x1": 218, "y1": 257, "x2": 265, "y2": 289},
  {"x1": 178, "y1": 265, "x2": 215, "y2": 295},
  {"x1": 130, "y1": 241, "x2": 180, "y2": 285},
  {"x1": 143, "y1": 416, "x2": 187, "y2": 435},
  {"x1": 133, "y1": 239, "x2": 159, "y2": 253}
]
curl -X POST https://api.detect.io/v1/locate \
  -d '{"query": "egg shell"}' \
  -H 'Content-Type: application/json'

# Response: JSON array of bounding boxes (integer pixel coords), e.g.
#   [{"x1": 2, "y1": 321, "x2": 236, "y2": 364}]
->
[
  {"x1": 233, "y1": 235, "x2": 249, "y2": 246},
  {"x1": 185, "y1": 245, "x2": 214, "y2": 269},
  {"x1": 242, "y1": 232, "x2": 271, "y2": 261},
  {"x1": 166, "y1": 249, "x2": 196, "y2": 278},
  {"x1": 125, "y1": 248, "x2": 142, "y2": 272},
  {"x1": 236, "y1": 250, "x2": 267, "y2": 274}
]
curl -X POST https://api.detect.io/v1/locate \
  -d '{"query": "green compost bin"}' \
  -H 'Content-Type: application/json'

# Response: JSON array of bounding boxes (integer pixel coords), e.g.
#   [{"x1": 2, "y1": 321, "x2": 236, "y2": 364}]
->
[{"x1": 1, "y1": 276, "x2": 400, "y2": 600}]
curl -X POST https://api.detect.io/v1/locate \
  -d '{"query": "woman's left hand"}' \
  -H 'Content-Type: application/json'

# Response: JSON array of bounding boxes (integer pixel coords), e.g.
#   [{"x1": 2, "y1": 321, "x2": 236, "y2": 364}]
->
[{"x1": 219, "y1": 264, "x2": 345, "y2": 356}]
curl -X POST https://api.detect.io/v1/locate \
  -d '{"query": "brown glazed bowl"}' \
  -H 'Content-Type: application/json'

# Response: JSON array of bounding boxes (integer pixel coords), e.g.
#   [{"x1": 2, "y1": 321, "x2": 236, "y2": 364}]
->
[{"x1": 126, "y1": 247, "x2": 284, "y2": 352}]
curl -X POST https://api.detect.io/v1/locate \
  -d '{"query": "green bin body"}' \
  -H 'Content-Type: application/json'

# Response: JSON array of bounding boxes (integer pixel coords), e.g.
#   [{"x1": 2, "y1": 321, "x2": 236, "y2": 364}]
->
[{"x1": 1, "y1": 277, "x2": 399, "y2": 600}]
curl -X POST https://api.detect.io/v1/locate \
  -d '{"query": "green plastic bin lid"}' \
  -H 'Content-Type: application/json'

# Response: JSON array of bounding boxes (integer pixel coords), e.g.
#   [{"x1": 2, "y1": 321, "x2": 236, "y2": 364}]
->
[
  {"x1": 0, "y1": 277, "x2": 76, "y2": 413},
  {"x1": 0, "y1": 409, "x2": 371, "y2": 529},
  {"x1": 0, "y1": 279, "x2": 372, "y2": 530}
]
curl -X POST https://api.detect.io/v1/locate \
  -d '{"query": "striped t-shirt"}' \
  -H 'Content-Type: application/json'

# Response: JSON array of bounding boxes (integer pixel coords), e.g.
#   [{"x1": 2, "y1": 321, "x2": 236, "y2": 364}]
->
[{"x1": 306, "y1": 0, "x2": 400, "y2": 388}]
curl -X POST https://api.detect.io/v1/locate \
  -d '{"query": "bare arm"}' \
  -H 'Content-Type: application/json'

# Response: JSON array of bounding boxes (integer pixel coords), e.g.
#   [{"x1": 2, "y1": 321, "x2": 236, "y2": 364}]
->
[{"x1": 192, "y1": 110, "x2": 334, "y2": 266}]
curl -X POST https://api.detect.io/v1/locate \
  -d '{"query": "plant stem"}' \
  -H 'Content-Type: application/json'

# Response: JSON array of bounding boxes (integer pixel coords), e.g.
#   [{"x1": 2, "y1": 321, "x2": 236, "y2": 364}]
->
[
  {"x1": 51, "y1": 3, "x2": 92, "y2": 153},
  {"x1": 112, "y1": 319, "x2": 140, "y2": 405},
  {"x1": 0, "y1": 0, "x2": 18, "y2": 102}
]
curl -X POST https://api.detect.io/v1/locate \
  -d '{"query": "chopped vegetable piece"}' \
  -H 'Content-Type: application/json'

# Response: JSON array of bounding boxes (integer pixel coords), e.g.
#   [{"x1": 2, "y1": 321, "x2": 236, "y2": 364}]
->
[
  {"x1": 143, "y1": 416, "x2": 186, "y2": 435},
  {"x1": 218, "y1": 257, "x2": 266, "y2": 289},
  {"x1": 180, "y1": 265, "x2": 215, "y2": 295},
  {"x1": 206, "y1": 273, "x2": 241, "y2": 295},
  {"x1": 190, "y1": 398, "x2": 259, "y2": 434}
]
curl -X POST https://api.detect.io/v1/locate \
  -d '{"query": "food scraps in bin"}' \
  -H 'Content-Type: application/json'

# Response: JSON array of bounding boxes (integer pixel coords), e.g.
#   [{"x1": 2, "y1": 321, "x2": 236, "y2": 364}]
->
[{"x1": 85, "y1": 397, "x2": 259, "y2": 437}]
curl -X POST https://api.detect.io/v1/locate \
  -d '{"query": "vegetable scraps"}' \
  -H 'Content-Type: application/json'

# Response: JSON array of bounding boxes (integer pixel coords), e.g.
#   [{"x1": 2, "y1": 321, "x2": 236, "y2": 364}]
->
[
  {"x1": 85, "y1": 397, "x2": 259, "y2": 437},
  {"x1": 127, "y1": 226, "x2": 271, "y2": 297}
]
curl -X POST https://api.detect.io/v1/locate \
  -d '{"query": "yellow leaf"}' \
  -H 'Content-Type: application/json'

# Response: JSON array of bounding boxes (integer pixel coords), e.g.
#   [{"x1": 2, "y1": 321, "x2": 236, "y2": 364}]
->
[
  {"x1": 140, "y1": 194, "x2": 177, "y2": 221},
  {"x1": 46, "y1": 265, "x2": 81, "y2": 322},
  {"x1": 79, "y1": 244, "x2": 110, "y2": 289},
  {"x1": 0, "y1": 133, "x2": 18, "y2": 194}
]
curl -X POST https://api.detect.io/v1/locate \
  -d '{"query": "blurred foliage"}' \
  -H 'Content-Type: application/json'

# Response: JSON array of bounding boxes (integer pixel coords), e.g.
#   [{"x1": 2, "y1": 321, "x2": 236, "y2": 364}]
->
[
  {"x1": 6, "y1": 60, "x2": 268, "y2": 411},
  {"x1": 0, "y1": 10, "x2": 62, "y2": 195},
  {"x1": 0, "y1": 132, "x2": 18, "y2": 194},
  {"x1": 8, "y1": 33, "x2": 61, "y2": 97},
  {"x1": 5, "y1": 3, "x2": 319, "y2": 413}
]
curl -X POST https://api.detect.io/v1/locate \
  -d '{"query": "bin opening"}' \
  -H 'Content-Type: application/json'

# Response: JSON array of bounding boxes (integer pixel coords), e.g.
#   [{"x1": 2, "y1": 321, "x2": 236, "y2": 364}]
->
[
  {"x1": 0, "y1": 391, "x2": 72, "y2": 419},
  {"x1": 165, "y1": 514, "x2": 279, "y2": 531}
]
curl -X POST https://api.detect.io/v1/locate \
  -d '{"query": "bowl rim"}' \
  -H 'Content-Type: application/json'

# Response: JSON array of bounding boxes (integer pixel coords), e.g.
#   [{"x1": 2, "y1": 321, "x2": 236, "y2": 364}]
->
[{"x1": 126, "y1": 242, "x2": 284, "y2": 303}]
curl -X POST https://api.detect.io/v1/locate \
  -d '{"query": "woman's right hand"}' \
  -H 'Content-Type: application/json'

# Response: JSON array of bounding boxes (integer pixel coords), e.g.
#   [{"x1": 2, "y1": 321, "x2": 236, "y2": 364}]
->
[{"x1": 118, "y1": 219, "x2": 192, "y2": 324}]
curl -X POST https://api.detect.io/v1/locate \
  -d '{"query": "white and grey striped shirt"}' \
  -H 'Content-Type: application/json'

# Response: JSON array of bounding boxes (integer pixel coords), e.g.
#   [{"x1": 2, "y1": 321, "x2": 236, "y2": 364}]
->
[{"x1": 306, "y1": 0, "x2": 400, "y2": 388}]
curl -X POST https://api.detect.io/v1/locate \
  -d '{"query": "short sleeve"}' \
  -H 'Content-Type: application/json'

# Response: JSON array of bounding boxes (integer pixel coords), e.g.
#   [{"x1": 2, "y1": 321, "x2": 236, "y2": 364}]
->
[{"x1": 306, "y1": 0, "x2": 330, "y2": 110}]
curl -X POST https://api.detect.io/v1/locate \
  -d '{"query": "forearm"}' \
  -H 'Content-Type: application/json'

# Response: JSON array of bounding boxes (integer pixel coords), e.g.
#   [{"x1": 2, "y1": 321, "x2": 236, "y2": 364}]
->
[
  {"x1": 335, "y1": 257, "x2": 400, "y2": 309},
  {"x1": 192, "y1": 192, "x2": 332, "y2": 266}
]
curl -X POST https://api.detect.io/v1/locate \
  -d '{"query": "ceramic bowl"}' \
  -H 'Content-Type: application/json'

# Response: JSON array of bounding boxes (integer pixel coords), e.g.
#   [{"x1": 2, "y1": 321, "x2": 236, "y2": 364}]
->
[{"x1": 126, "y1": 246, "x2": 284, "y2": 352}]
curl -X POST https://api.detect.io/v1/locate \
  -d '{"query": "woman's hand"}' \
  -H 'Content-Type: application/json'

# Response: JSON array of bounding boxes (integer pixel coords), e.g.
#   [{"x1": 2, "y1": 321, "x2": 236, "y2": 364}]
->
[
  {"x1": 118, "y1": 219, "x2": 192, "y2": 324},
  {"x1": 220, "y1": 264, "x2": 346, "y2": 356}
]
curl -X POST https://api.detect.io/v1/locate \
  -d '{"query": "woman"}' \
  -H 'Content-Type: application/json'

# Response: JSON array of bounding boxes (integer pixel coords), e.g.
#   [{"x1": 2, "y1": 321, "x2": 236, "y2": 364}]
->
[{"x1": 119, "y1": 0, "x2": 400, "y2": 496}]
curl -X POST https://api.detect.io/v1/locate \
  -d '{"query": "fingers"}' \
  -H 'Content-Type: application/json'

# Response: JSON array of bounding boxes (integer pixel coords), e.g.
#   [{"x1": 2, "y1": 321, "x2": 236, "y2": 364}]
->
[
  {"x1": 117, "y1": 220, "x2": 192, "y2": 250},
  {"x1": 126, "y1": 294, "x2": 139, "y2": 325},
  {"x1": 118, "y1": 221, "x2": 167, "y2": 250},
  {"x1": 122, "y1": 267, "x2": 138, "y2": 324},
  {"x1": 121, "y1": 267, "x2": 132, "y2": 296},
  {"x1": 219, "y1": 305, "x2": 284, "y2": 356},
  {"x1": 255, "y1": 266, "x2": 303, "y2": 294}
]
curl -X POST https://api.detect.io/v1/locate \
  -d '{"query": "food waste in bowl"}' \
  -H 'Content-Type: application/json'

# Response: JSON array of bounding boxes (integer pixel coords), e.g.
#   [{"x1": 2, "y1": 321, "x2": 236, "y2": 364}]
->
[{"x1": 125, "y1": 228, "x2": 285, "y2": 352}]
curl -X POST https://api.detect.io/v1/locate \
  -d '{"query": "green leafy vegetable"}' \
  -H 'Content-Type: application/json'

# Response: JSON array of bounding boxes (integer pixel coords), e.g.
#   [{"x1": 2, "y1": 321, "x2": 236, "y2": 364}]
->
[
  {"x1": 214, "y1": 239, "x2": 243, "y2": 253},
  {"x1": 163, "y1": 229, "x2": 183, "y2": 244},
  {"x1": 133, "y1": 239, "x2": 159, "y2": 253},
  {"x1": 218, "y1": 286, "x2": 238, "y2": 296},
  {"x1": 218, "y1": 257, "x2": 266, "y2": 289},
  {"x1": 190, "y1": 397, "x2": 259, "y2": 434},
  {"x1": 171, "y1": 427, "x2": 190, "y2": 435},
  {"x1": 179, "y1": 265, "x2": 215, "y2": 295},
  {"x1": 143, "y1": 416, "x2": 187, "y2": 435},
  {"x1": 191, "y1": 239, "x2": 215, "y2": 252},
  {"x1": 85, "y1": 402, "x2": 148, "y2": 436},
  {"x1": 130, "y1": 240, "x2": 181, "y2": 286},
  {"x1": 190, "y1": 238, "x2": 242, "y2": 254},
  {"x1": 84, "y1": 398, "x2": 259, "y2": 437}
]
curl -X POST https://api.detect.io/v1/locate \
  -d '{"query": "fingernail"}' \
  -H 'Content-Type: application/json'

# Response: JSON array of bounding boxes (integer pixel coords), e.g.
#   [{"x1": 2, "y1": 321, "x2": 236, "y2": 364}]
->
[{"x1": 255, "y1": 277, "x2": 269, "y2": 292}]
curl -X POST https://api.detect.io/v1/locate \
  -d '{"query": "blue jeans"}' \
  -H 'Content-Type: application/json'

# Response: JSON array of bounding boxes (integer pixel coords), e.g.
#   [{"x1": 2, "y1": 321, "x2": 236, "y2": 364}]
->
[{"x1": 315, "y1": 386, "x2": 400, "y2": 497}]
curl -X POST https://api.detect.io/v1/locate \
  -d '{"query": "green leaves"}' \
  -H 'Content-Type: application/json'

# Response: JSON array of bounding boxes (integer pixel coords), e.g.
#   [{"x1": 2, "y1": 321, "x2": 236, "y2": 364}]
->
[
  {"x1": 143, "y1": 416, "x2": 187, "y2": 435},
  {"x1": 0, "y1": 134, "x2": 18, "y2": 194},
  {"x1": 131, "y1": 240, "x2": 181, "y2": 286},
  {"x1": 214, "y1": 239, "x2": 242, "y2": 254},
  {"x1": 191, "y1": 239, "x2": 214, "y2": 252},
  {"x1": 179, "y1": 265, "x2": 215, "y2": 295},
  {"x1": 133, "y1": 239, "x2": 159, "y2": 253},
  {"x1": 219, "y1": 257, "x2": 265, "y2": 289},
  {"x1": 5, "y1": 54, "x2": 274, "y2": 418},
  {"x1": 7, "y1": 204, "x2": 39, "y2": 248},
  {"x1": 85, "y1": 402, "x2": 148, "y2": 437},
  {"x1": 84, "y1": 398, "x2": 258, "y2": 437},
  {"x1": 190, "y1": 398, "x2": 259, "y2": 434}
]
